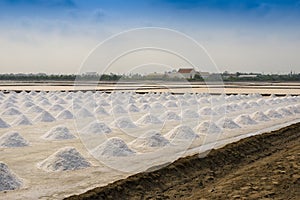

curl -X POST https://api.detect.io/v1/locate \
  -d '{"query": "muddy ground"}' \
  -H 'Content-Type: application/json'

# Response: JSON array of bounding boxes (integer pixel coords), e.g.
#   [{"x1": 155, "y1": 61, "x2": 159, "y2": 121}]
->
[{"x1": 66, "y1": 123, "x2": 300, "y2": 200}]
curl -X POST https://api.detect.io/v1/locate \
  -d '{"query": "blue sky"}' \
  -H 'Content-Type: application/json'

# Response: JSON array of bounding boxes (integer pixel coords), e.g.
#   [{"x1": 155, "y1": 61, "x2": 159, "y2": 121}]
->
[{"x1": 0, "y1": 0, "x2": 299, "y2": 74}]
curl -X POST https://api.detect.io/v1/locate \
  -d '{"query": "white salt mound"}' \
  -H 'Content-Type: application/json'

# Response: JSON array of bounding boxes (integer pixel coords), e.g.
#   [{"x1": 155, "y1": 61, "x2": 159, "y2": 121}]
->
[
  {"x1": 136, "y1": 114, "x2": 163, "y2": 125},
  {"x1": 0, "y1": 132, "x2": 29, "y2": 148},
  {"x1": 276, "y1": 107, "x2": 293, "y2": 116},
  {"x1": 160, "y1": 111, "x2": 181, "y2": 121},
  {"x1": 22, "y1": 101, "x2": 35, "y2": 108},
  {"x1": 76, "y1": 108, "x2": 94, "y2": 118},
  {"x1": 2, "y1": 107, "x2": 22, "y2": 116},
  {"x1": 182, "y1": 109, "x2": 200, "y2": 119},
  {"x1": 0, "y1": 162, "x2": 22, "y2": 191},
  {"x1": 0, "y1": 118, "x2": 10, "y2": 128},
  {"x1": 92, "y1": 137, "x2": 135, "y2": 157},
  {"x1": 140, "y1": 104, "x2": 151, "y2": 111},
  {"x1": 34, "y1": 111, "x2": 56, "y2": 123},
  {"x1": 234, "y1": 115, "x2": 257, "y2": 125},
  {"x1": 195, "y1": 121, "x2": 222, "y2": 134},
  {"x1": 94, "y1": 106, "x2": 109, "y2": 115},
  {"x1": 127, "y1": 104, "x2": 140, "y2": 113},
  {"x1": 56, "y1": 110, "x2": 75, "y2": 120},
  {"x1": 110, "y1": 105, "x2": 127, "y2": 114},
  {"x1": 113, "y1": 117, "x2": 137, "y2": 129},
  {"x1": 251, "y1": 111, "x2": 270, "y2": 122},
  {"x1": 218, "y1": 119, "x2": 241, "y2": 129},
  {"x1": 265, "y1": 109, "x2": 283, "y2": 119},
  {"x1": 12, "y1": 115, "x2": 32, "y2": 126},
  {"x1": 28, "y1": 105, "x2": 45, "y2": 113},
  {"x1": 165, "y1": 125, "x2": 199, "y2": 140},
  {"x1": 42, "y1": 126, "x2": 75, "y2": 140},
  {"x1": 199, "y1": 107, "x2": 217, "y2": 116},
  {"x1": 38, "y1": 147, "x2": 91, "y2": 172},
  {"x1": 49, "y1": 104, "x2": 64, "y2": 112},
  {"x1": 82, "y1": 121, "x2": 112, "y2": 134},
  {"x1": 151, "y1": 102, "x2": 165, "y2": 109},
  {"x1": 165, "y1": 101, "x2": 178, "y2": 108},
  {"x1": 131, "y1": 130, "x2": 170, "y2": 148}
]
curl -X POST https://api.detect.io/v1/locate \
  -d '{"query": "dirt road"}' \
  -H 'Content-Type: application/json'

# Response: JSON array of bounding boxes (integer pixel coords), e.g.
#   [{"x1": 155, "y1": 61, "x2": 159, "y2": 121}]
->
[{"x1": 66, "y1": 123, "x2": 300, "y2": 200}]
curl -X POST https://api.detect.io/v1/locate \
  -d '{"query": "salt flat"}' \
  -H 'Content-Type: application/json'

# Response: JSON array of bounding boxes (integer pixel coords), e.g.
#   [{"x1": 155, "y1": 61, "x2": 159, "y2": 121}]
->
[{"x1": 0, "y1": 90, "x2": 299, "y2": 199}]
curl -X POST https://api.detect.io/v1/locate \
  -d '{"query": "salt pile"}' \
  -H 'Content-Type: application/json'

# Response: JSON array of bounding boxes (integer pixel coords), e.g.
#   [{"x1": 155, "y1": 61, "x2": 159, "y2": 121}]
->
[
  {"x1": 277, "y1": 107, "x2": 293, "y2": 116},
  {"x1": 131, "y1": 130, "x2": 170, "y2": 148},
  {"x1": 195, "y1": 121, "x2": 222, "y2": 134},
  {"x1": 82, "y1": 121, "x2": 112, "y2": 134},
  {"x1": 22, "y1": 101, "x2": 34, "y2": 108},
  {"x1": 38, "y1": 147, "x2": 91, "y2": 172},
  {"x1": 251, "y1": 111, "x2": 270, "y2": 122},
  {"x1": 0, "y1": 118, "x2": 10, "y2": 128},
  {"x1": 257, "y1": 99, "x2": 267, "y2": 106},
  {"x1": 265, "y1": 109, "x2": 283, "y2": 119},
  {"x1": 76, "y1": 108, "x2": 94, "y2": 118},
  {"x1": 0, "y1": 132, "x2": 29, "y2": 148},
  {"x1": 110, "y1": 105, "x2": 127, "y2": 114},
  {"x1": 42, "y1": 126, "x2": 75, "y2": 140},
  {"x1": 288, "y1": 105, "x2": 300, "y2": 114},
  {"x1": 1, "y1": 102, "x2": 17, "y2": 110},
  {"x1": 140, "y1": 103, "x2": 151, "y2": 111},
  {"x1": 28, "y1": 105, "x2": 44, "y2": 113},
  {"x1": 12, "y1": 115, "x2": 32, "y2": 126},
  {"x1": 151, "y1": 102, "x2": 165, "y2": 109},
  {"x1": 213, "y1": 105, "x2": 226, "y2": 115},
  {"x1": 94, "y1": 106, "x2": 109, "y2": 115},
  {"x1": 98, "y1": 99, "x2": 110, "y2": 106},
  {"x1": 165, "y1": 125, "x2": 199, "y2": 140},
  {"x1": 92, "y1": 137, "x2": 135, "y2": 157},
  {"x1": 165, "y1": 101, "x2": 178, "y2": 108},
  {"x1": 198, "y1": 98, "x2": 209, "y2": 104},
  {"x1": 234, "y1": 115, "x2": 257, "y2": 125},
  {"x1": 34, "y1": 111, "x2": 56, "y2": 123},
  {"x1": 218, "y1": 119, "x2": 241, "y2": 129},
  {"x1": 199, "y1": 107, "x2": 217, "y2": 116},
  {"x1": 248, "y1": 101, "x2": 260, "y2": 107},
  {"x1": 188, "y1": 99, "x2": 198, "y2": 105},
  {"x1": 179, "y1": 100, "x2": 189, "y2": 107},
  {"x1": 136, "y1": 114, "x2": 163, "y2": 125},
  {"x1": 0, "y1": 162, "x2": 22, "y2": 191},
  {"x1": 49, "y1": 104, "x2": 64, "y2": 112},
  {"x1": 56, "y1": 110, "x2": 75, "y2": 120},
  {"x1": 39, "y1": 99, "x2": 51, "y2": 106},
  {"x1": 113, "y1": 117, "x2": 137, "y2": 129},
  {"x1": 238, "y1": 102, "x2": 251, "y2": 109},
  {"x1": 182, "y1": 109, "x2": 200, "y2": 119},
  {"x1": 127, "y1": 104, "x2": 140, "y2": 113},
  {"x1": 160, "y1": 111, "x2": 181, "y2": 121},
  {"x1": 2, "y1": 107, "x2": 22, "y2": 116},
  {"x1": 56, "y1": 98, "x2": 67, "y2": 104}
]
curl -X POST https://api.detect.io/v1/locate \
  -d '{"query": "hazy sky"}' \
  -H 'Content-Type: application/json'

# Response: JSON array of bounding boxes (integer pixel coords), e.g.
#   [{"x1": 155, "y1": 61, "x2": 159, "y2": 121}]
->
[{"x1": 0, "y1": 0, "x2": 299, "y2": 74}]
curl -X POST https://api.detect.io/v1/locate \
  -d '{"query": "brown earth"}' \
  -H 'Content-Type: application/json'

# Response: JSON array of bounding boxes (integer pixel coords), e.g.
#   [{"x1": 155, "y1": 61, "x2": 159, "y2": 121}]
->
[{"x1": 66, "y1": 123, "x2": 300, "y2": 200}]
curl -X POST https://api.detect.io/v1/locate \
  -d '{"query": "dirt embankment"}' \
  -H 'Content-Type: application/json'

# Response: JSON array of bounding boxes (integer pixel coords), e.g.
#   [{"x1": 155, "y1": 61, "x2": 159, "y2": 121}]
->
[{"x1": 66, "y1": 123, "x2": 300, "y2": 200}]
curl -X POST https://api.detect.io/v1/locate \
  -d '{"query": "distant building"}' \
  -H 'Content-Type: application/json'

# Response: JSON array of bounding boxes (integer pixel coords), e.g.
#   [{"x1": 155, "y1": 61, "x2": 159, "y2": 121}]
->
[
  {"x1": 177, "y1": 68, "x2": 196, "y2": 79},
  {"x1": 166, "y1": 68, "x2": 210, "y2": 79}
]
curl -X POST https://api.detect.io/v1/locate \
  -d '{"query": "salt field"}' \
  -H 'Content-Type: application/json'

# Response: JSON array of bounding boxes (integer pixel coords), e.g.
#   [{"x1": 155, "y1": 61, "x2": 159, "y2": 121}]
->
[{"x1": 0, "y1": 90, "x2": 300, "y2": 199}]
